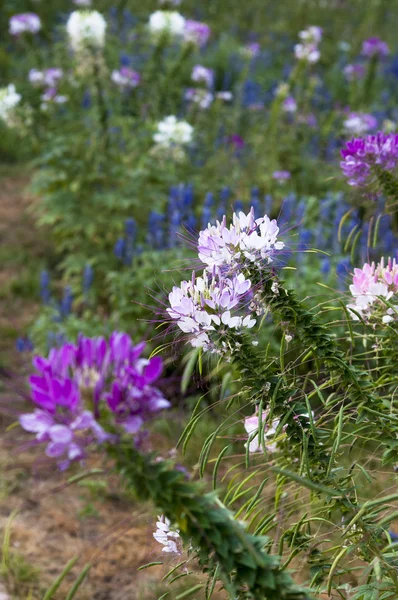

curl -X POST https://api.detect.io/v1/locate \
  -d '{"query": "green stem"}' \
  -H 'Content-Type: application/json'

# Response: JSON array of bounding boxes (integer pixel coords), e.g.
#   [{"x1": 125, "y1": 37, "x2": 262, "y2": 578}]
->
[{"x1": 109, "y1": 444, "x2": 313, "y2": 600}]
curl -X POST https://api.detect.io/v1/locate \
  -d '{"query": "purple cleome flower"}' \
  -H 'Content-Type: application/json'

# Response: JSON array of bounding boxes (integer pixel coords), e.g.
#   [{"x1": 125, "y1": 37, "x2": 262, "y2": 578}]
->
[
  {"x1": 361, "y1": 37, "x2": 389, "y2": 58},
  {"x1": 273, "y1": 170, "x2": 291, "y2": 182},
  {"x1": 245, "y1": 42, "x2": 260, "y2": 57},
  {"x1": 9, "y1": 13, "x2": 41, "y2": 36},
  {"x1": 20, "y1": 333, "x2": 170, "y2": 468},
  {"x1": 29, "y1": 68, "x2": 63, "y2": 88},
  {"x1": 340, "y1": 132, "x2": 398, "y2": 187},
  {"x1": 184, "y1": 20, "x2": 210, "y2": 47},
  {"x1": 343, "y1": 64, "x2": 366, "y2": 81},
  {"x1": 167, "y1": 270, "x2": 255, "y2": 351},
  {"x1": 191, "y1": 65, "x2": 214, "y2": 88},
  {"x1": 111, "y1": 67, "x2": 141, "y2": 90}
]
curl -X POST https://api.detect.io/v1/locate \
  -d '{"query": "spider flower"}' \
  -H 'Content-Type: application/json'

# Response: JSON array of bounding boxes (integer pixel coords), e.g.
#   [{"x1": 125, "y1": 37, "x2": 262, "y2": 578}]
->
[
  {"x1": 347, "y1": 257, "x2": 398, "y2": 324},
  {"x1": 273, "y1": 170, "x2": 291, "y2": 183},
  {"x1": 9, "y1": 13, "x2": 41, "y2": 36},
  {"x1": 20, "y1": 375, "x2": 107, "y2": 471},
  {"x1": 198, "y1": 207, "x2": 284, "y2": 271},
  {"x1": 167, "y1": 270, "x2": 255, "y2": 351},
  {"x1": 111, "y1": 67, "x2": 141, "y2": 89},
  {"x1": 153, "y1": 115, "x2": 193, "y2": 147},
  {"x1": 19, "y1": 333, "x2": 170, "y2": 467},
  {"x1": 153, "y1": 515, "x2": 181, "y2": 554},
  {"x1": 148, "y1": 10, "x2": 185, "y2": 38},
  {"x1": 66, "y1": 10, "x2": 107, "y2": 51},
  {"x1": 184, "y1": 20, "x2": 210, "y2": 47},
  {"x1": 294, "y1": 26, "x2": 322, "y2": 64},
  {"x1": 361, "y1": 37, "x2": 389, "y2": 58},
  {"x1": 343, "y1": 64, "x2": 365, "y2": 81},
  {"x1": 244, "y1": 410, "x2": 280, "y2": 454},
  {"x1": 185, "y1": 88, "x2": 213, "y2": 109},
  {"x1": 191, "y1": 65, "x2": 214, "y2": 88},
  {"x1": 340, "y1": 132, "x2": 398, "y2": 187},
  {"x1": 29, "y1": 68, "x2": 63, "y2": 88},
  {"x1": 343, "y1": 112, "x2": 377, "y2": 136},
  {"x1": 0, "y1": 84, "x2": 21, "y2": 126}
]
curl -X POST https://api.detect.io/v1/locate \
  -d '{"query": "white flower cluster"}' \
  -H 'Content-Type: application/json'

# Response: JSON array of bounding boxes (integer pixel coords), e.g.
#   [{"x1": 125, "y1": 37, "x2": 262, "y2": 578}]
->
[
  {"x1": 148, "y1": 10, "x2": 186, "y2": 38},
  {"x1": 66, "y1": 10, "x2": 107, "y2": 51},
  {"x1": 294, "y1": 25, "x2": 322, "y2": 64},
  {"x1": 153, "y1": 115, "x2": 193, "y2": 147},
  {"x1": 0, "y1": 85, "x2": 21, "y2": 127},
  {"x1": 153, "y1": 515, "x2": 181, "y2": 554}
]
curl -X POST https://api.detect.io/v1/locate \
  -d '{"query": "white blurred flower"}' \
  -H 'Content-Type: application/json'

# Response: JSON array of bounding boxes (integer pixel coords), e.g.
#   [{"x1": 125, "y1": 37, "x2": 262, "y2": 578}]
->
[
  {"x1": 343, "y1": 112, "x2": 377, "y2": 135},
  {"x1": 294, "y1": 43, "x2": 320, "y2": 63},
  {"x1": 216, "y1": 91, "x2": 233, "y2": 101},
  {"x1": 0, "y1": 84, "x2": 22, "y2": 126},
  {"x1": 295, "y1": 25, "x2": 322, "y2": 63},
  {"x1": 66, "y1": 10, "x2": 107, "y2": 51},
  {"x1": 153, "y1": 515, "x2": 181, "y2": 554},
  {"x1": 185, "y1": 88, "x2": 213, "y2": 109},
  {"x1": 154, "y1": 115, "x2": 193, "y2": 147},
  {"x1": 73, "y1": 0, "x2": 92, "y2": 6},
  {"x1": 148, "y1": 10, "x2": 185, "y2": 38}
]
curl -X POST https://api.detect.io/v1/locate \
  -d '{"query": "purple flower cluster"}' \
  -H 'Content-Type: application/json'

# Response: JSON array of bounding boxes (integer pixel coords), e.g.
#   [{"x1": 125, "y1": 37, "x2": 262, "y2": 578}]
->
[
  {"x1": 9, "y1": 13, "x2": 41, "y2": 36},
  {"x1": 20, "y1": 333, "x2": 170, "y2": 468},
  {"x1": 343, "y1": 64, "x2": 366, "y2": 81},
  {"x1": 167, "y1": 208, "x2": 285, "y2": 353},
  {"x1": 184, "y1": 20, "x2": 210, "y2": 47},
  {"x1": 340, "y1": 132, "x2": 398, "y2": 187},
  {"x1": 361, "y1": 37, "x2": 389, "y2": 58}
]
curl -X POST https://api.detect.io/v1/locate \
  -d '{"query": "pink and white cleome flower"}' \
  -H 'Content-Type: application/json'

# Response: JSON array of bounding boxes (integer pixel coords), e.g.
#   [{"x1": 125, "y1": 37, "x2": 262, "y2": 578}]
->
[
  {"x1": 167, "y1": 270, "x2": 255, "y2": 350},
  {"x1": 347, "y1": 257, "x2": 398, "y2": 324},
  {"x1": 198, "y1": 208, "x2": 284, "y2": 269}
]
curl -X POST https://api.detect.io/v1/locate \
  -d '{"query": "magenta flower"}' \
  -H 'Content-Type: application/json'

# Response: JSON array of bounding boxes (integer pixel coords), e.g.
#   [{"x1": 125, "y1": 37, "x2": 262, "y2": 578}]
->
[
  {"x1": 19, "y1": 333, "x2": 170, "y2": 467},
  {"x1": 184, "y1": 20, "x2": 210, "y2": 47},
  {"x1": 20, "y1": 369, "x2": 107, "y2": 470},
  {"x1": 361, "y1": 37, "x2": 389, "y2": 58},
  {"x1": 9, "y1": 13, "x2": 41, "y2": 36},
  {"x1": 340, "y1": 132, "x2": 398, "y2": 187},
  {"x1": 227, "y1": 134, "x2": 245, "y2": 149}
]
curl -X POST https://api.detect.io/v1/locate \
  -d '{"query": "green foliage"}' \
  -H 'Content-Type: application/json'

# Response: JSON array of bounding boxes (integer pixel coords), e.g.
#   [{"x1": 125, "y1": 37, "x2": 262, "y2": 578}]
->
[{"x1": 110, "y1": 444, "x2": 312, "y2": 600}]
